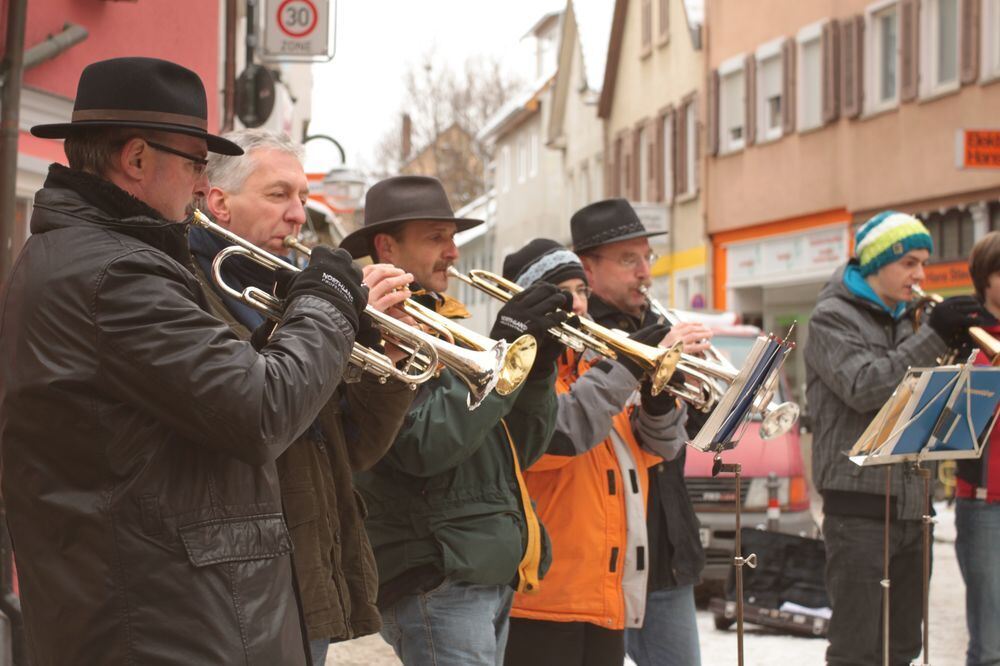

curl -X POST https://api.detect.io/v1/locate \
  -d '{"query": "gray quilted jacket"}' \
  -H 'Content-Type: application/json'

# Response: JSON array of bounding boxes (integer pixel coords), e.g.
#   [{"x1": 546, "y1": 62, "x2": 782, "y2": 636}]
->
[{"x1": 804, "y1": 264, "x2": 948, "y2": 520}]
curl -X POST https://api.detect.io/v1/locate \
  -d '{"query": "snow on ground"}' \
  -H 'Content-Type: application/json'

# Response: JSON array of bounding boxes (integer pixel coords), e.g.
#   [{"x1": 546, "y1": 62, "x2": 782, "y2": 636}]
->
[{"x1": 329, "y1": 503, "x2": 971, "y2": 665}]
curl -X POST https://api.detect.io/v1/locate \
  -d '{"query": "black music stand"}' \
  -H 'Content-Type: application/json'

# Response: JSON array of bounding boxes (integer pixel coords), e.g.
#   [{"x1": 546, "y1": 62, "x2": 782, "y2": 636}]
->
[
  {"x1": 691, "y1": 331, "x2": 796, "y2": 666},
  {"x1": 849, "y1": 362, "x2": 1000, "y2": 666}
]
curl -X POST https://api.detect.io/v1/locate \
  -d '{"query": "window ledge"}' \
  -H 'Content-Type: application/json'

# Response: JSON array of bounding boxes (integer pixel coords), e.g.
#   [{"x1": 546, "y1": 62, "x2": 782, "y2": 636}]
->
[
  {"x1": 860, "y1": 103, "x2": 899, "y2": 121},
  {"x1": 717, "y1": 143, "x2": 746, "y2": 157},
  {"x1": 979, "y1": 72, "x2": 1000, "y2": 87},
  {"x1": 640, "y1": 44, "x2": 653, "y2": 60},
  {"x1": 657, "y1": 34, "x2": 670, "y2": 48},
  {"x1": 675, "y1": 191, "x2": 699, "y2": 205},
  {"x1": 918, "y1": 82, "x2": 960, "y2": 105},
  {"x1": 756, "y1": 131, "x2": 784, "y2": 145},
  {"x1": 796, "y1": 122, "x2": 825, "y2": 135}
]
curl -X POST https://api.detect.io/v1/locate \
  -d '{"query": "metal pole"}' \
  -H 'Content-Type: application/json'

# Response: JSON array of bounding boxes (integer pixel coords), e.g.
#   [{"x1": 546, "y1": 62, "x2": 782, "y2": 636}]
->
[
  {"x1": 882, "y1": 467, "x2": 892, "y2": 666},
  {"x1": 716, "y1": 455, "x2": 756, "y2": 666},
  {"x1": 0, "y1": 0, "x2": 29, "y2": 283},
  {"x1": 919, "y1": 465, "x2": 932, "y2": 665},
  {"x1": 222, "y1": 0, "x2": 238, "y2": 132}
]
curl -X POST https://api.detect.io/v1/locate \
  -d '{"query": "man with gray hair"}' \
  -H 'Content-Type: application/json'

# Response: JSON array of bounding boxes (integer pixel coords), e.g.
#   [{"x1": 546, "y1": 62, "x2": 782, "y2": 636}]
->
[{"x1": 193, "y1": 128, "x2": 416, "y2": 666}]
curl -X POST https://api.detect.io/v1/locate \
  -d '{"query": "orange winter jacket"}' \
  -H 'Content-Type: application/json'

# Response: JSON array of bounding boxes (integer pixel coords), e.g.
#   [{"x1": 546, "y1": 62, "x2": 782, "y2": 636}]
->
[{"x1": 510, "y1": 351, "x2": 686, "y2": 629}]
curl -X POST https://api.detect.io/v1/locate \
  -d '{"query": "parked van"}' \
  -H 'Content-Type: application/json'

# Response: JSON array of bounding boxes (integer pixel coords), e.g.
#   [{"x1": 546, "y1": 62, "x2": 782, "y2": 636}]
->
[{"x1": 682, "y1": 325, "x2": 818, "y2": 582}]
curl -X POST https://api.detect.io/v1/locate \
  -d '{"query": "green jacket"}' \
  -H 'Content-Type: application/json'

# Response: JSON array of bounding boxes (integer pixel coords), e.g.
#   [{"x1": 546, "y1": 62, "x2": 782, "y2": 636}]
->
[{"x1": 355, "y1": 365, "x2": 559, "y2": 591}]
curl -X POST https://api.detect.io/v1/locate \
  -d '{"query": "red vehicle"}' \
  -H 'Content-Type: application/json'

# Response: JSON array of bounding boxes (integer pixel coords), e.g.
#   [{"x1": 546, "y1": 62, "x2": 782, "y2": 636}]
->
[{"x1": 682, "y1": 326, "x2": 817, "y2": 583}]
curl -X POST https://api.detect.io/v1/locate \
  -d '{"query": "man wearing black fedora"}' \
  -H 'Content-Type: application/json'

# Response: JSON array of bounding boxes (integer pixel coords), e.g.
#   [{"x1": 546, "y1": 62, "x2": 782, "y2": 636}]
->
[
  {"x1": 345, "y1": 176, "x2": 570, "y2": 665},
  {"x1": 0, "y1": 57, "x2": 368, "y2": 665},
  {"x1": 572, "y1": 198, "x2": 711, "y2": 666}
]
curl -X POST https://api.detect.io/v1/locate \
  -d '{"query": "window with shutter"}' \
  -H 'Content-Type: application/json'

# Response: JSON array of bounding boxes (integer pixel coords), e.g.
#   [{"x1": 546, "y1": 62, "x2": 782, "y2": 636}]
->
[
  {"x1": 863, "y1": 6, "x2": 898, "y2": 114},
  {"x1": 662, "y1": 109, "x2": 675, "y2": 203},
  {"x1": 920, "y1": 0, "x2": 961, "y2": 95},
  {"x1": 744, "y1": 54, "x2": 757, "y2": 145},
  {"x1": 900, "y1": 0, "x2": 920, "y2": 101},
  {"x1": 707, "y1": 70, "x2": 720, "y2": 156},
  {"x1": 718, "y1": 59, "x2": 746, "y2": 154},
  {"x1": 798, "y1": 21, "x2": 825, "y2": 131},
  {"x1": 782, "y1": 38, "x2": 797, "y2": 134},
  {"x1": 658, "y1": 0, "x2": 670, "y2": 45},
  {"x1": 685, "y1": 97, "x2": 698, "y2": 195},
  {"x1": 641, "y1": 0, "x2": 653, "y2": 57},
  {"x1": 755, "y1": 41, "x2": 784, "y2": 143},
  {"x1": 632, "y1": 129, "x2": 643, "y2": 200},
  {"x1": 984, "y1": 0, "x2": 1000, "y2": 81},
  {"x1": 637, "y1": 124, "x2": 649, "y2": 201},
  {"x1": 959, "y1": 0, "x2": 980, "y2": 84},
  {"x1": 822, "y1": 20, "x2": 841, "y2": 124},
  {"x1": 676, "y1": 104, "x2": 689, "y2": 196},
  {"x1": 647, "y1": 119, "x2": 659, "y2": 202}
]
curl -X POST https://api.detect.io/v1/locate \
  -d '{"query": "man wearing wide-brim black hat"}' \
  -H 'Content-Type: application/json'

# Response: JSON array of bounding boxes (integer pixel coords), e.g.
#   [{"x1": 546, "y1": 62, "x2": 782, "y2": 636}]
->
[
  {"x1": 0, "y1": 57, "x2": 370, "y2": 665},
  {"x1": 346, "y1": 175, "x2": 569, "y2": 665},
  {"x1": 571, "y1": 198, "x2": 713, "y2": 666}
]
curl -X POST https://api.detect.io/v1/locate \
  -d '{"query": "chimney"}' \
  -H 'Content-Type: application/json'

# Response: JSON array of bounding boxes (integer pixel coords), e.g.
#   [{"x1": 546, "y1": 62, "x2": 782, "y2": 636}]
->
[{"x1": 401, "y1": 113, "x2": 412, "y2": 163}]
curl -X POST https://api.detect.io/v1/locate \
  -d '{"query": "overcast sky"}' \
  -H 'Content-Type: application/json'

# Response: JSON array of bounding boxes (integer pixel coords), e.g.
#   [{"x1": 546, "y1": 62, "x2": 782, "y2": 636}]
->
[{"x1": 304, "y1": 0, "x2": 564, "y2": 173}]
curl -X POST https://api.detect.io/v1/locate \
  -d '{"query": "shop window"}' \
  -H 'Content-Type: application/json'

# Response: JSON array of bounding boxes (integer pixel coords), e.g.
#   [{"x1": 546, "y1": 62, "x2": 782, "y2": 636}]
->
[
  {"x1": 989, "y1": 201, "x2": 1000, "y2": 232},
  {"x1": 866, "y1": 2, "x2": 900, "y2": 113}
]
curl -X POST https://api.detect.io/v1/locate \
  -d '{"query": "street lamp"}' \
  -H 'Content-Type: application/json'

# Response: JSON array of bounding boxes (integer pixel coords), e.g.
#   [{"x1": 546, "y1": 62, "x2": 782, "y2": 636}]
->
[{"x1": 301, "y1": 134, "x2": 367, "y2": 244}]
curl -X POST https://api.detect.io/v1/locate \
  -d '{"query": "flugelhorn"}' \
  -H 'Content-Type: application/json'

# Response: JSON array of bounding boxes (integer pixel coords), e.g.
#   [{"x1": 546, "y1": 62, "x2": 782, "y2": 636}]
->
[
  {"x1": 283, "y1": 235, "x2": 537, "y2": 407},
  {"x1": 446, "y1": 267, "x2": 682, "y2": 395},
  {"x1": 190, "y1": 210, "x2": 445, "y2": 389}
]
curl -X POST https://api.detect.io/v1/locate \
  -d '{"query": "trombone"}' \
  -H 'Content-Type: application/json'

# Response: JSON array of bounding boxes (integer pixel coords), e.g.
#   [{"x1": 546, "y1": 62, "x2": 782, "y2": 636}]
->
[
  {"x1": 447, "y1": 267, "x2": 682, "y2": 396},
  {"x1": 282, "y1": 234, "x2": 537, "y2": 407}
]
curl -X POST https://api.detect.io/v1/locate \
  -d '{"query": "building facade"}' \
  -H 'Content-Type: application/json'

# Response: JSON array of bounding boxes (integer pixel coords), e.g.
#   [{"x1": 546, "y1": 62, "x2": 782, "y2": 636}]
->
[
  {"x1": 599, "y1": 0, "x2": 708, "y2": 309},
  {"x1": 704, "y1": 0, "x2": 1000, "y2": 402}
]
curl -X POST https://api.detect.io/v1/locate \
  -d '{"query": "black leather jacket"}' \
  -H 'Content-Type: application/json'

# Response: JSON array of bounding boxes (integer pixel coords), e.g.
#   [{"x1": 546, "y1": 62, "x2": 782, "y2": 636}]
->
[
  {"x1": 588, "y1": 295, "x2": 706, "y2": 590},
  {"x1": 0, "y1": 166, "x2": 354, "y2": 665}
]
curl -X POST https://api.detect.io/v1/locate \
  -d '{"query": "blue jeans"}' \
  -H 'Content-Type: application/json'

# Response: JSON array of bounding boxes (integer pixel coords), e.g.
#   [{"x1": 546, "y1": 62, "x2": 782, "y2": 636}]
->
[
  {"x1": 955, "y1": 498, "x2": 1000, "y2": 666},
  {"x1": 380, "y1": 578, "x2": 515, "y2": 666},
  {"x1": 625, "y1": 585, "x2": 701, "y2": 666},
  {"x1": 309, "y1": 638, "x2": 329, "y2": 665}
]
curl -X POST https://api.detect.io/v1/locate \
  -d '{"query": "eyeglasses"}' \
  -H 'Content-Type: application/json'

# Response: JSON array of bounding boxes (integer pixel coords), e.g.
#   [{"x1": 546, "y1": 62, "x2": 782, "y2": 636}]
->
[
  {"x1": 590, "y1": 251, "x2": 658, "y2": 270},
  {"x1": 562, "y1": 285, "x2": 592, "y2": 299},
  {"x1": 146, "y1": 140, "x2": 209, "y2": 175}
]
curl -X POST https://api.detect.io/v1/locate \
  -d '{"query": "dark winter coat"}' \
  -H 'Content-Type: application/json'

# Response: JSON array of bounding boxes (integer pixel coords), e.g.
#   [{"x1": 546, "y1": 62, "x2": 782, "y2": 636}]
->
[
  {"x1": 0, "y1": 165, "x2": 353, "y2": 665},
  {"x1": 190, "y1": 247, "x2": 413, "y2": 642}
]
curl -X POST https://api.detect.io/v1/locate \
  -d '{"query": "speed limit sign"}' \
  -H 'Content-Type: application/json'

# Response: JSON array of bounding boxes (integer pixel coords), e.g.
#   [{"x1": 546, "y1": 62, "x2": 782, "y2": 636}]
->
[{"x1": 261, "y1": 0, "x2": 336, "y2": 62}]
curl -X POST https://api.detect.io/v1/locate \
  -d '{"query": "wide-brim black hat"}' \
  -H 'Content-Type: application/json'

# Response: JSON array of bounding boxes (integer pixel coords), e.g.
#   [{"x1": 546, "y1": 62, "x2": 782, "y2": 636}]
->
[
  {"x1": 571, "y1": 198, "x2": 667, "y2": 253},
  {"x1": 31, "y1": 57, "x2": 243, "y2": 156},
  {"x1": 340, "y1": 175, "x2": 483, "y2": 258}
]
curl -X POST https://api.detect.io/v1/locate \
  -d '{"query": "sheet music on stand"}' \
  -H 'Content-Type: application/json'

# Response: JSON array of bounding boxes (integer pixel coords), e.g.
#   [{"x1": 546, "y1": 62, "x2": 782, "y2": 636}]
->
[
  {"x1": 848, "y1": 362, "x2": 1000, "y2": 466},
  {"x1": 689, "y1": 333, "x2": 794, "y2": 453}
]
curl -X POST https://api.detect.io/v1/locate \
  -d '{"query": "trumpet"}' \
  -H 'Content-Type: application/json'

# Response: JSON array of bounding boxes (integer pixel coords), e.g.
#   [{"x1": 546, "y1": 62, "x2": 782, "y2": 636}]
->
[
  {"x1": 282, "y1": 235, "x2": 537, "y2": 407},
  {"x1": 912, "y1": 285, "x2": 1000, "y2": 364},
  {"x1": 447, "y1": 267, "x2": 682, "y2": 396}
]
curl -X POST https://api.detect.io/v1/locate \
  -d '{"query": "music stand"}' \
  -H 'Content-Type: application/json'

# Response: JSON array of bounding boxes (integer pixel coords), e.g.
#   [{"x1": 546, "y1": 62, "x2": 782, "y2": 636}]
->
[
  {"x1": 849, "y1": 362, "x2": 1000, "y2": 666},
  {"x1": 690, "y1": 330, "x2": 796, "y2": 666}
]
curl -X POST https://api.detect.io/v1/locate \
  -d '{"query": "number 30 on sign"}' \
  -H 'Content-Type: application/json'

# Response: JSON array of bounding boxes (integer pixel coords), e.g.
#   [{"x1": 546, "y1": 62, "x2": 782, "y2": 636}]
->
[{"x1": 262, "y1": 0, "x2": 335, "y2": 62}]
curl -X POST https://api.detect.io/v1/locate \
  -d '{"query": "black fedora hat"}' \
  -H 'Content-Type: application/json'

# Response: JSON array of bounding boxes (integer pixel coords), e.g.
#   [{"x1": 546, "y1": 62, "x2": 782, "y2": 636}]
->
[
  {"x1": 571, "y1": 198, "x2": 667, "y2": 253},
  {"x1": 31, "y1": 57, "x2": 242, "y2": 156},
  {"x1": 340, "y1": 176, "x2": 483, "y2": 258}
]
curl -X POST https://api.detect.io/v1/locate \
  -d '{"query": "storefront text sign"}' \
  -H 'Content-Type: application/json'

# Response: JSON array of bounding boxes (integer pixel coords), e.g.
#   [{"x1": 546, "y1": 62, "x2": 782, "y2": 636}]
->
[
  {"x1": 726, "y1": 225, "x2": 849, "y2": 287},
  {"x1": 956, "y1": 129, "x2": 1000, "y2": 170}
]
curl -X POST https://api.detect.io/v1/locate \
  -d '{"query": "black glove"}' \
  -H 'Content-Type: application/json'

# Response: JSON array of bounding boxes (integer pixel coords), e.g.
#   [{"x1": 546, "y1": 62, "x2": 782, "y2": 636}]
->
[
  {"x1": 250, "y1": 321, "x2": 276, "y2": 351},
  {"x1": 928, "y1": 295, "x2": 988, "y2": 347},
  {"x1": 641, "y1": 378, "x2": 678, "y2": 415},
  {"x1": 490, "y1": 283, "x2": 572, "y2": 377},
  {"x1": 615, "y1": 324, "x2": 670, "y2": 380},
  {"x1": 355, "y1": 312, "x2": 384, "y2": 352},
  {"x1": 284, "y1": 246, "x2": 367, "y2": 334}
]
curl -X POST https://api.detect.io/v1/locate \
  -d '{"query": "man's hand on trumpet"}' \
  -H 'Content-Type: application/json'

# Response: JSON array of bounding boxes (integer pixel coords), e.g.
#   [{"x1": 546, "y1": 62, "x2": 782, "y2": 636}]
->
[
  {"x1": 363, "y1": 263, "x2": 415, "y2": 363},
  {"x1": 661, "y1": 321, "x2": 713, "y2": 356}
]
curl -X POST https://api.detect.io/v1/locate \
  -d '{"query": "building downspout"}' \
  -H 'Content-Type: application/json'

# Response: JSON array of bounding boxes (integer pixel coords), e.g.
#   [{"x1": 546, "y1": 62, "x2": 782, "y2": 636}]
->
[{"x1": 222, "y1": 0, "x2": 237, "y2": 132}]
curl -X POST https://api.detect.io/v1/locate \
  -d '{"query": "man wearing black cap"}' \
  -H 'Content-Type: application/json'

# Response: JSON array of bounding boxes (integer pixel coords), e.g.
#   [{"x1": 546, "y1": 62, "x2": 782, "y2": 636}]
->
[
  {"x1": 342, "y1": 176, "x2": 569, "y2": 665},
  {"x1": 500, "y1": 239, "x2": 690, "y2": 666},
  {"x1": 572, "y1": 198, "x2": 711, "y2": 666},
  {"x1": 0, "y1": 58, "x2": 367, "y2": 665}
]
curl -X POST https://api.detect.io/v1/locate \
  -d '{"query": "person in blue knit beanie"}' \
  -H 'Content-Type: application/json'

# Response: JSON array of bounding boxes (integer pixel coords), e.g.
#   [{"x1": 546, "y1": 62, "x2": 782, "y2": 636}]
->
[{"x1": 804, "y1": 209, "x2": 986, "y2": 665}]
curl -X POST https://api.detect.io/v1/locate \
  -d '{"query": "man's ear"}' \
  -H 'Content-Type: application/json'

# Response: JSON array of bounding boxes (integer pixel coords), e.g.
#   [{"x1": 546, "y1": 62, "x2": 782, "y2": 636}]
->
[
  {"x1": 579, "y1": 254, "x2": 596, "y2": 283},
  {"x1": 372, "y1": 232, "x2": 393, "y2": 264},
  {"x1": 118, "y1": 137, "x2": 148, "y2": 182},
  {"x1": 205, "y1": 187, "x2": 231, "y2": 225}
]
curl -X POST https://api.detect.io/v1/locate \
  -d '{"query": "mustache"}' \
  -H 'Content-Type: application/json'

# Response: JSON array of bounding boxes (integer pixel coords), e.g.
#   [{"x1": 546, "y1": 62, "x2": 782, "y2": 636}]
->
[{"x1": 433, "y1": 261, "x2": 453, "y2": 272}]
